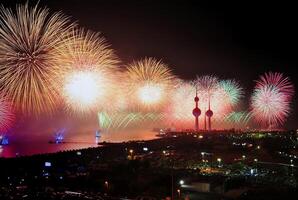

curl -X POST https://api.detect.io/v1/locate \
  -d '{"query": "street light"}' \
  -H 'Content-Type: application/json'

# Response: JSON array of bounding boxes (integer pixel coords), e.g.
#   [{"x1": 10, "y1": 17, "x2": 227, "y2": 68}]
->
[
  {"x1": 127, "y1": 149, "x2": 134, "y2": 160},
  {"x1": 217, "y1": 158, "x2": 222, "y2": 167},
  {"x1": 179, "y1": 180, "x2": 184, "y2": 185},
  {"x1": 254, "y1": 158, "x2": 258, "y2": 174},
  {"x1": 201, "y1": 152, "x2": 205, "y2": 163},
  {"x1": 177, "y1": 189, "x2": 181, "y2": 198},
  {"x1": 290, "y1": 159, "x2": 294, "y2": 176},
  {"x1": 104, "y1": 181, "x2": 109, "y2": 189},
  {"x1": 143, "y1": 147, "x2": 148, "y2": 151},
  {"x1": 103, "y1": 180, "x2": 109, "y2": 196}
]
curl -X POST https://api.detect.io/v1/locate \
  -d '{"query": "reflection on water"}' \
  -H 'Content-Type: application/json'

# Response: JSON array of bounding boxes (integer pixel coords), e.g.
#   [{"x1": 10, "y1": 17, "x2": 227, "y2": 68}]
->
[{"x1": 0, "y1": 129, "x2": 157, "y2": 158}]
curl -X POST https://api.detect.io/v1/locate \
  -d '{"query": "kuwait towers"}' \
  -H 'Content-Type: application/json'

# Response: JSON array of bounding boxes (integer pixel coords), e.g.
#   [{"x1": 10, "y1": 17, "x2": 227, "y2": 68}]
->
[
  {"x1": 192, "y1": 88, "x2": 213, "y2": 132},
  {"x1": 192, "y1": 88, "x2": 201, "y2": 131}
]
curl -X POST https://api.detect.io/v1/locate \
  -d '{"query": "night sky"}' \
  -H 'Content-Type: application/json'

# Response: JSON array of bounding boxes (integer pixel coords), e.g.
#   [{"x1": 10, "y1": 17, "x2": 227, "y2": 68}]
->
[{"x1": 2, "y1": 0, "x2": 298, "y2": 129}]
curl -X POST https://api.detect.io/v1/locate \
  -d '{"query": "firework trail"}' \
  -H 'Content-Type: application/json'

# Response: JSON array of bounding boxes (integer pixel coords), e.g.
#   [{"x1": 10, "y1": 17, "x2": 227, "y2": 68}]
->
[
  {"x1": 98, "y1": 112, "x2": 163, "y2": 131},
  {"x1": 0, "y1": 95, "x2": 15, "y2": 132},
  {"x1": 0, "y1": 3, "x2": 74, "y2": 116},
  {"x1": 224, "y1": 111, "x2": 251, "y2": 128},
  {"x1": 250, "y1": 72, "x2": 294, "y2": 128},
  {"x1": 56, "y1": 29, "x2": 119, "y2": 72},
  {"x1": 257, "y1": 72, "x2": 294, "y2": 98},
  {"x1": 195, "y1": 75, "x2": 218, "y2": 95}
]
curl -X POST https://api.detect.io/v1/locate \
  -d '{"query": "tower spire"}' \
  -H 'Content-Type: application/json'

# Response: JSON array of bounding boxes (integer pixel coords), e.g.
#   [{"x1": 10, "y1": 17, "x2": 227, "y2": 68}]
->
[
  {"x1": 204, "y1": 106, "x2": 207, "y2": 130},
  {"x1": 208, "y1": 96, "x2": 210, "y2": 110},
  {"x1": 206, "y1": 96, "x2": 213, "y2": 131},
  {"x1": 192, "y1": 85, "x2": 201, "y2": 132}
]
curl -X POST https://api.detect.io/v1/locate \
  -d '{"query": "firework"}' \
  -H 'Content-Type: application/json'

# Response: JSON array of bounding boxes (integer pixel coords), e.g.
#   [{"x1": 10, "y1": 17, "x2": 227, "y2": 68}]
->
[
  {"x1": 98, "y1": 112, "x2": 163, "y2": 131},
  {"x1": 63, "y1": 70, "x2": 106, "y2": 113},
  {"x1": 124, "y1": 58, "x2": 176, "y2": 111},
  {"x1": 195, "y1": 75, "x2": 219, "y2": 95},
  {"x1": 167, "y1": 81, "x2": 195, "y2": 122},
  {"x1": 0, "y1": 3, "x2": 74, "y2": 116},
  {"x1": 250, "y1": 72, "x2": 294, "y2": 128},
  {"x1": 0, "y1": 95, "x2": 15, "y2": 132},
  {"x1": 219, "y1": 79, "x2": 244, "y2": 105},
  {"x1": 224, "y1": 111, "x2": 251, "y2": 126},
  {"x1": 194, "y1": 75, "x2": 233, "y2": 122},
  {"x1": 56, "y1": 29, "x2": 119, "y2": 72},
  {"x1": 166, "y1": 76, "x2": 244, "y2": 130},
  {"x1": 257, "y1": 72, "x2": 294, "y2": 97},
  {"x1": 58, "y1": 29, "x2": 120, "y2": 114}
]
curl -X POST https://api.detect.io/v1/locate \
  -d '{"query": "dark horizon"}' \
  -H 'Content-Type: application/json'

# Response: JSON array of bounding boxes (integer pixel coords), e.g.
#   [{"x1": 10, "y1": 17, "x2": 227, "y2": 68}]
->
[{"x1": 1, "y1": 0, "x2": 298, "y2": 129}]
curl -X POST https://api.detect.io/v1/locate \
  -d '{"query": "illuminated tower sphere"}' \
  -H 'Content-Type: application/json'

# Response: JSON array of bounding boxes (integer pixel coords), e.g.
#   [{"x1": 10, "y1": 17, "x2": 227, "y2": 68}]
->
[
  {"x1": 205, "y1": 100, "x2": 213, "y2": 131},
  {"x1": 193, "y1": 107, "x2": 201, "y2": 117},
  {"x1": 206, "y1": 109, "x2": 213, "y2": 118},
  {"x1": 194, "y1": 96, "x2": 199, "y2": 102},
  {"x1": 192, "y1": 92, "x2": 201, "y2": 131}
]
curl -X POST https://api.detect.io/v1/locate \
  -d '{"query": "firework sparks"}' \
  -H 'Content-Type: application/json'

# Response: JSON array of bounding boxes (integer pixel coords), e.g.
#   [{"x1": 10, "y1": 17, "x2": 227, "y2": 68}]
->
[
  {"x1": 167, "y1": 81, "x2": 195, "y2": 122},
  {"x1": 56, "y1": 29, "x2": 119, "y2": 72},
  {"x1": 166, "y1": 76, "x2": 245, "y2": 130},
  {"x1": 138, "y1": 83, "x2": 163, "y2": 105},
  {"x1": 58, "y1": 29, "x2": 120, "y2": 114},
  {"x1": 224, "y1": 111, "x2": 251, "y2": 126},
  {"x1": 250, "y1": 72, "x2": 294, "y2": 128},
  {"x1": 63, "y1": 70, "x2": 106, "y2": 113},
  {"x1": 0, "y1": 95, "x2": 15, "y2": 132},
  {"x1": 257, "y1": 72, "x2": 294, "y2": 97},
  {"x1": 194, "y1": 76, "x2": 234, "y2": 122},
  {"x1": 125, "y1": 58, "x2": 176, "y2": 111},
  {"x1": 219, "y1": 79, "x2": 244, "y2": 105},
  {"x1": 0, "y1": 3, "x2": 74, "y2": 116},
  {"x1": 98, "y1": 111, "x2": 163, "y2": 131}
]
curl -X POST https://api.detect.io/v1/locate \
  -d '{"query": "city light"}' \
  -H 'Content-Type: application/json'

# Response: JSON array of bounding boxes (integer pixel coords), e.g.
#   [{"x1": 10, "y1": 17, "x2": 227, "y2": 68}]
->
[
  {"x1": 177, "y1": 189, "x2": 181, "y2": 197},
  {"x1": 0, "y1": 1, "x2": 296, "y2": 199},
  {"x1": 44, "y1": 162, "x2": 52, "y2": 167},
  {"x1": 217, "y1": 158, "x2": 222, "y2": 167}
]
